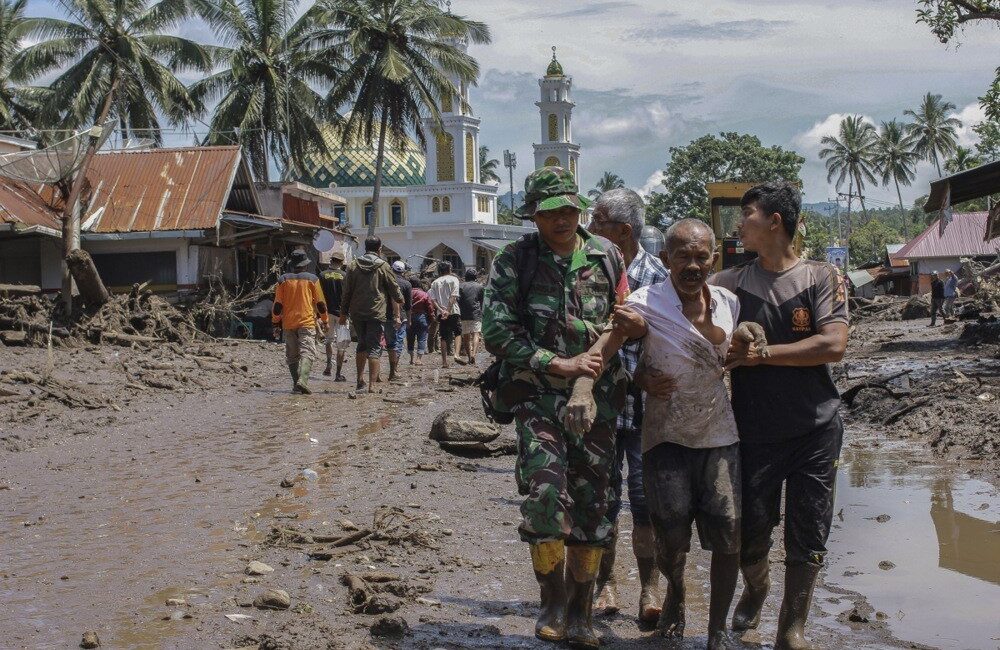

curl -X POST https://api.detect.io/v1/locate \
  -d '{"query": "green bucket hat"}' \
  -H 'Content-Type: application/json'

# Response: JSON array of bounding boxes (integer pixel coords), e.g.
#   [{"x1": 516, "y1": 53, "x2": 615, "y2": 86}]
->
[{"x1": 515, "y1": 166, "x2": 593, "y2": 219}]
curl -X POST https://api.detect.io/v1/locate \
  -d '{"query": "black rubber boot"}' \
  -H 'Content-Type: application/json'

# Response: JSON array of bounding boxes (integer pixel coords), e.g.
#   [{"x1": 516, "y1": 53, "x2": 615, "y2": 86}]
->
[
  {"x1": 774, "y1": 563, "x2": 821, "y2": 650},
  {"x1": 633, "y1": 525, "x2": 661, "y2": 626},
  {"x1": 530, "y1": 541, "x2": 567, "y2": 642},
  {"x1": 566, "y1": 545, "x2": 602, "y2": 649},
  {"x1": 732, "y1": 557, "x2": 770, "y2": 631}
]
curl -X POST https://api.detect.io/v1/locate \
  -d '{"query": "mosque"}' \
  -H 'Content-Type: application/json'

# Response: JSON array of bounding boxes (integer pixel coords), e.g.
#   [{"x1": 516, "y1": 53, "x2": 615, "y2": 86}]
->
[{"x1": 297, "y1": 41, "x2": 582, "y2": 272}]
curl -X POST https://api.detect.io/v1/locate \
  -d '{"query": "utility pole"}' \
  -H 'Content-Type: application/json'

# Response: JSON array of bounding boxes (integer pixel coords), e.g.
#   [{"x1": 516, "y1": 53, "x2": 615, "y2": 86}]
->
[
  {"x1": 827, "y1": 196, "x2": 842, "y2": 244},
  {"x1": 503, "y1": 150, "x2": 517, "y2": 213}
]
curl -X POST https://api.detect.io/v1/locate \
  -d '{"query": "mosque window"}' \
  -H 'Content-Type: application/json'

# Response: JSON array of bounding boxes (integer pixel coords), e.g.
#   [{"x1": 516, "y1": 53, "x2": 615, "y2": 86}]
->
[
  {"x1": 333, "y1": 204, "x2": 346, "y2": 224},
  {"x1": 432, "y1": 197, "x2": 440, "y2": 213},
  {"x1": 391, "y1": 201, "x2": 404, "y2": 226},
  {"x1": 441, "y1": 92, "x2": 452, "y2": 113},
  {"x1": 548, "y1": 114, "x2": 558, "y2": 142},
  {"x1": 465, "y1": 133, "x2": 475, "y2": 182},
  {"x1": 442, "y1": 196, "x2": 451, "y2": 212},
  {"x1": 436, "y1": 132, "x2": 455, "y2": 182},
  {"x1": 563, "y1": 115, "x2": 569, "y2": 142},
  {"x1": 570, "y1": 157, "x2": 577, "y2": 179},
  {"x1": 363, "y1": 201, "x2": 374, "y2": 227},
  {"x1": 544, "y1": 156, "x2": 560, "y2": 168}
]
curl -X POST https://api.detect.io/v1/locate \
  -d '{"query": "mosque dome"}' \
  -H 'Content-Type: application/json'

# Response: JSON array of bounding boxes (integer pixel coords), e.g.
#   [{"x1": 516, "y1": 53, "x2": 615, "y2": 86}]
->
[
  {"x1": 545, "y1": 47, "x2": 564, "y2": 77},
  {"x1": 299, "y1": 121, "x2": 426, "y2": 188}
]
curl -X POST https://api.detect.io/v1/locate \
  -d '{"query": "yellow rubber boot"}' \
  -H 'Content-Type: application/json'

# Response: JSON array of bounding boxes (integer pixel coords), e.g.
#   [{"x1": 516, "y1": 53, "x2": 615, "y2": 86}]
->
[
  {"x1": 530, "y1": 540, "x2": 567, "y2": 642},
  {"x1": 566, "y1": 545, "x2": 603, "y2": 649}
]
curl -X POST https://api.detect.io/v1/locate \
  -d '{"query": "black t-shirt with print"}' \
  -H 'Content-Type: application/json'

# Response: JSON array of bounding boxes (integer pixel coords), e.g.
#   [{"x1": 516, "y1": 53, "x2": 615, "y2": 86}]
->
[{"x1": 711, "y1": 259, "x2": 849, "y2": 443}]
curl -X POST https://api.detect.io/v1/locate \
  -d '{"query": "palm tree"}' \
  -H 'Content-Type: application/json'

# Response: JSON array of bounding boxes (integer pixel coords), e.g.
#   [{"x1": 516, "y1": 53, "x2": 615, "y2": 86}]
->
[
  {"x1": 12, "y1": 0, "x2": 212, "y2": 141},
  {"x1": 904, "y1": 92, "x2": 962, "y2": 177},
  {"x1": 479, "y1": 145, "x2": 500, "y2": 183},
  {"x1": 324, "y1": 0, "x2": 490, "y2": 236},
  {"x1": 819, "y1": 115, "x2": 879, "y2": 244},
  {"x1": 0, "y1": 0, "x2": 48, "y2": 133},
  {"x1": 873, "y1": 119, "x2": 920, "y2": 237},
  {"x1": 588, "y1": 171, "x2": 625, "y2": 199},
  {"x1": 944, "y1": 145, "x2": 981, "y2": 174},
  {"x1": 192, "y1": 0, "x2": 343, "y2": 182}
]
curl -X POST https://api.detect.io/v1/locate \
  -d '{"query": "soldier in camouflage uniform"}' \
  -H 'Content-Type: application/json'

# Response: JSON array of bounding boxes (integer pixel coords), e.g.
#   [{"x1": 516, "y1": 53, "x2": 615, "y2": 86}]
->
[{"x1": 482, "y1": 167, "x2": 629, "y2": 649}]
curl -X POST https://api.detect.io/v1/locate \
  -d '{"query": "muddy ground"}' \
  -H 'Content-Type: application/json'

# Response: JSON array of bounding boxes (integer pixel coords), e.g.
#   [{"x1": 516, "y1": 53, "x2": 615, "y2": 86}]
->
[{"x1": 1, "y1": 318, "x2": 998, "y2": 650}]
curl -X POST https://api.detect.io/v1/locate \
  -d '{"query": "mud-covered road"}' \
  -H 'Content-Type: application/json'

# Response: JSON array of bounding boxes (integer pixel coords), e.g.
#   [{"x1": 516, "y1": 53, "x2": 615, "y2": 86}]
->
[{"x1": 1, "y1": 320, "x2": 998, "y2": 649}]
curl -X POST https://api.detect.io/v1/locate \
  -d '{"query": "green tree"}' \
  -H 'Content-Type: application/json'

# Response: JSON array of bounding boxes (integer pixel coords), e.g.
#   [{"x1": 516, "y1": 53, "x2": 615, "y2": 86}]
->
[
  {"x1": 479, "y1": 145, "x2": 500, "y2": 183},
  {"x1": 974, "y1": 118, "x2": 1000, "y2": 162},
  {"x1": 802, "y1": 209, "x2": 836, "y2": 261},
  {"x1": 587, "y1": 171, "x2": 625, "y2": 199},
  {"x1": 652, "y1": 132, "x2": 804, "y2": 226},
  {"x1": 13, "y1": 0, "x2": 212, "y2": 141},
  {"x1": 191, "y1": 0, "x2": 342, "y2": 182},
  {"x1": 325, "y1": 0, "x2": 489, "y2": 236},
  {"x1": 819, "y1": 115, "x2": 878, "y2": 228},
  {"x1": 0, "y1": 0, "x2": 48, "y2": 132},
  {"x1": 848, "y1": 219, "x2": 903, "y2": 268},
  {"x1": 873, "y1": 119, "x2": 920, "y2": 237},
  {"x1": 944, "y1": 145, "x2": 982, "y2": 173},
  {"x1": 497, "y1": 202, "x2": 518, "y2": 225},
  {"x1": 904, "y1": 92, "x2": 962, "y2": 176}
]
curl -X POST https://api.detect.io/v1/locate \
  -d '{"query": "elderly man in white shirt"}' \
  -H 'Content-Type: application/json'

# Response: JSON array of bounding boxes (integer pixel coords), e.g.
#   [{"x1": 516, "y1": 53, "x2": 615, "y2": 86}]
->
[{"x1": 562, "y1": 218, "x2": 743, "y2": 650}]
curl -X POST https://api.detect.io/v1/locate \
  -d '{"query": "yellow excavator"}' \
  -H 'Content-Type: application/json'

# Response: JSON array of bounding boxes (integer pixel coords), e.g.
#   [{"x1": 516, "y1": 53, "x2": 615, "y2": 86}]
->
[{"x1": 706, "y1": 181, "x2": 803, "y2": 271}]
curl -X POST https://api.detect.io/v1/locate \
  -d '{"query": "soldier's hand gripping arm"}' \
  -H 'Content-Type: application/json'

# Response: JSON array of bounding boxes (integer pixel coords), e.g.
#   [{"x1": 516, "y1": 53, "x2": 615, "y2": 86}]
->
[{"x1": 563, "y1": 305, "x2": 648, "y2": 435}]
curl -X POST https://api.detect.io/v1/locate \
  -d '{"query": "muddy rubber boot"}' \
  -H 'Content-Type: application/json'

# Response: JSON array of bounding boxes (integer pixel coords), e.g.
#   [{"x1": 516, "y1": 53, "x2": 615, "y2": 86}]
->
[
  {"x1": 632, "y1": 525, "x2": 661, "y2": 625},
  {"x1": 774, "y1": 563, "x2": 820, "y2": 650},
  {"x1": 530, "y1": 540, "x2": 567, "y2": 642},
  {"x1": 566, "y1": 545, "x2": 603, "y2": 649},
  {"x1": 289, "y1": 363, "x2": 300, "y2": 392},
  {"x1": 296, "y1": 359, "x2": 313, "y2": 395},
  {"x1": 732, "y1": 557, "x2": 770, "y2": 631},
  {"x1": 593, "y1": 532, "x2": 619, "y2": 616}
]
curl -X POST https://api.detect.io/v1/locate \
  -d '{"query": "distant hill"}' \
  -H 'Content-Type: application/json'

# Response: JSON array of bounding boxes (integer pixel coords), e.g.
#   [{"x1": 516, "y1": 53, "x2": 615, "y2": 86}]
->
[
  {"x1": 803, "y1": 201, "x2": 840, "y2": 217},
  {"x1": 498, "y1": 190, "x2": 525, "y2": 210}
]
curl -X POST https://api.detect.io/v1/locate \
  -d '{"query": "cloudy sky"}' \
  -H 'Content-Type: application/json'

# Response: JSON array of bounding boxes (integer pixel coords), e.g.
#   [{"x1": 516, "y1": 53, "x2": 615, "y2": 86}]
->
[{"x1": 31, "y1": 0, "x2": 999, "y2": 207}]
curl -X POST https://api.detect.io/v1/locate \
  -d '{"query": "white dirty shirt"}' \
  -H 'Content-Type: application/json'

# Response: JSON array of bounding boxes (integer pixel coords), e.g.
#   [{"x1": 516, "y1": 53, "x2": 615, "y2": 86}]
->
[
  {"x1": 625, "y1": 275, "x2": 741, "y2": 452},
  {"x1": 429, "y1": 274, "x2": 461, "y2": 316}
]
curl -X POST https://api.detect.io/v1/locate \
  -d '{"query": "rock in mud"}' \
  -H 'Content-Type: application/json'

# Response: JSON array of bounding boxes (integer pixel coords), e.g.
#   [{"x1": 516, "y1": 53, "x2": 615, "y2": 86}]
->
[
  {"x1": 429, "y1": 411, "x2": 500, "y2": 443},
  {"x1": 900, "y1": 296, "x2": 931, "y2": 320},
  {"x1": 874, "y1": 514, "x2": 890, "y2": 523},
  {"x1": 80, "y1": 631, "x2": 100, "y2": 648},
  {"x1": 164, "y1": 597, "x2": 186, "y2": 606},
  {"x1": 246, "y1": 560, "x2": 274, "y2": 576},
  {"x1": 253, "y1": 588, "x2": 291, "y2": 610},
  {"x1": 370, "y1": 615, "x2": 409, "y2": 638},
  {"x1": 0, "y1": 330, "x2": 27, "y2": 346},
  {"x1": 279, "y1": 477, "x2": 294, "y2": 488}
]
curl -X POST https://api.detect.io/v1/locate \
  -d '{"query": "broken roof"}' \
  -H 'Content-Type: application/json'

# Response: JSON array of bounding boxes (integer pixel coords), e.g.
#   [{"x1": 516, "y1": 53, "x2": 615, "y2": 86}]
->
[
  {"x1": 80, "y1": 146, "x2": 260, "y2": 233},
  {"x1": 893, "y1": 212, "x2": 1000, "y2": 260},
  {"x1": 924, "y1": 160, "x2": 1000, "y2": 213},
  {"x1": 0, "y1": 177, "x2": 61, "y2": 233}
]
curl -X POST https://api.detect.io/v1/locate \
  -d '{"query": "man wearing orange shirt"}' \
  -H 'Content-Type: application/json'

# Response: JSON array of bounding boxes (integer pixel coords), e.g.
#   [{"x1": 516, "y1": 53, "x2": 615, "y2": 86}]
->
[{"x1": 272, "y1": 249, "x2": 329, "y2": 394}]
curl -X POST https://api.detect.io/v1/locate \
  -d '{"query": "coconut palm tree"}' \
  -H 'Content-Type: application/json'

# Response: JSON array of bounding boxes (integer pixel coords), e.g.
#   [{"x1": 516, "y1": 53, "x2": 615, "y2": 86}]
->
[
  {"x1": 192, "y1": 0, "x2": 344, "y2": 182},
  {"x1": 904, "y1": 92, "x2": 962, "y2": 177},
  {"x1": 873, "y1": 119, "x2": 920, "y2": 237},
  {"x1": 12, "y1": 0, "x2": 212, "y2": 142},
  {"x1": 324, "y1": 0, "x2": 490, "y2": 236},
  {"x1": 819, "y1": 115, "x2": 879, "y2": 239},
  {"x1": 943, "y1": 145, "x2": 981, "y2": 174},
  {"x1": 0, "y1": 0, "x2": 48, "y2": 133},
  {"x1": 587, "y1": 171, "x2": 625, "y2": 199},
  {"x1": 479, "y1": 145, "x2": 500, "y2": 183}
]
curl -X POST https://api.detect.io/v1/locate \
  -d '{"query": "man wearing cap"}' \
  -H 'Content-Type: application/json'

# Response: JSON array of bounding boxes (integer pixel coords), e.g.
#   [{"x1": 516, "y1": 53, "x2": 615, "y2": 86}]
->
[
  {"x1": 482, "y1": 167, "x2": 629, "y2": 648},
  {"x1": 388, "y1": 260, "x2": 413, "y2": 381},
  {"x1": 272, "y1": 249, "x2": 328, "y2": 394},
  {"x1": 319, "y1": 252, "x2": 348, "y2": 381}
]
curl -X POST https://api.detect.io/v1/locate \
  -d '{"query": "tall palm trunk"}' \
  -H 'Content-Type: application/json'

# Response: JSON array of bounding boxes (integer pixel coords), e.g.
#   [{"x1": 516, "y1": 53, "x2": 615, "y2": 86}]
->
[
  {"x1": 894, "y1": 177, "x2": 908, "y2": 239},
  {"x1": 844, "y1": 175, "x2": 853, "y2": 269},
  {"x1": 933, "y1": 150, "x2": 942, "y2": 177},
  {"x1": 854, "y1": 170, "x2": 870, "y2": 224},
  {"x1": 369, "y1": 111, "x2": 388, "y2": 238},
  {"x1": 61, "y1": 67, "x2": 120, "y2": 311}
]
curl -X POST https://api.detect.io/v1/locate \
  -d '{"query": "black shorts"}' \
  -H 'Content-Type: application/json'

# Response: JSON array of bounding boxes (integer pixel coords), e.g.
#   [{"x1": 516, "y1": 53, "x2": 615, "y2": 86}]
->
[
  {"x1": 643, "y1": 441, "x2": 741, "y2": 555},
  {"x1": 740, "y1": 415, "x2": 843, "y2": 567},
  {"x1": 439, "y1": 314, "x2": 461, "y2": 342},
  {"x1": 355, "y1": 319, "x2": 388, "y2": 357}
]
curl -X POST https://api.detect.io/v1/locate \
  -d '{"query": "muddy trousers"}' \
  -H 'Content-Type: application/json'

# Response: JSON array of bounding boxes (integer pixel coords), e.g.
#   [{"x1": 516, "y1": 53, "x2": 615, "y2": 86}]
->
[
  {"x1": 739, "y1": 416, "x2": 843, "y2": 567},
  {"x1": 284, "y1": 327, "x2": 317, "y2": 369},
  {"x1": 513, "y1": 399, "x2": 617, "y2": 547}
]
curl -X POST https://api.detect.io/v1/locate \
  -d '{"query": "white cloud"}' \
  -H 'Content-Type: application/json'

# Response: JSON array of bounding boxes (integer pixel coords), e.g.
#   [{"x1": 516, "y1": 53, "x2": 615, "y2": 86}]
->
[
  {"x1": 790, "y1": 113, "x2": 876, "y2": 155},
  {"x1": 635, "y1": 170, "x2": 665, "y2": 197},
  {"x1": 952, "y1": 102, "x2": 986, "y2": 149}
]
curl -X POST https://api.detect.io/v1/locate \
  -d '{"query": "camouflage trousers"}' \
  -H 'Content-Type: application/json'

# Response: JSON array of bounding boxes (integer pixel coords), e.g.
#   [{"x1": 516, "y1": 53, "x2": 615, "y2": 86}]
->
[{"x1": 513, "y1": 389, "x2": 621, "y2": 548}]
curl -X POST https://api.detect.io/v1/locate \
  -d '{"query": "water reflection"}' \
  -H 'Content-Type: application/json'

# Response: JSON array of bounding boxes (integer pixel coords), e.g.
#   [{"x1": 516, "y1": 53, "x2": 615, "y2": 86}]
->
[{"x1": 930, "y1": 478, "x2": 1000, "y2": 586}]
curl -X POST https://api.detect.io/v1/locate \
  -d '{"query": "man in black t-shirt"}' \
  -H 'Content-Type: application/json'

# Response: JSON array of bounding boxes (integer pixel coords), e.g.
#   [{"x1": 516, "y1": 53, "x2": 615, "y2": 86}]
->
[
  {"x1": 457, "y1": 268, "x2": 484, "y2": 364},
  {"x1": 318, "y1": 252, "x2": 347, "y2": 381},
  {"x1": 929, "y1": 272, "x2": 945, "y2": 327},
  {"x1": 711, "y1": 182, "x2": 848, "y2": 650}
]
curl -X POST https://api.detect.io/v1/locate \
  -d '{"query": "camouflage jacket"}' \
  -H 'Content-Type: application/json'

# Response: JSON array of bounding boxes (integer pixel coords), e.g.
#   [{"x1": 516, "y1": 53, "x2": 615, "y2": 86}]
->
[{"x1": 482, "y1": 227, "x2": 629, "y2": 397}]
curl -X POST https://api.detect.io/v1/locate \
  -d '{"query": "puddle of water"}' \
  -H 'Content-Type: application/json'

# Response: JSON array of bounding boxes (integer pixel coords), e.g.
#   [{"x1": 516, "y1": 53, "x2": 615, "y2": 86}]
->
[
  {"x1": 843, "y1": 357, "x2": 1000, "y2": 381},
  {"x1": 826, "y1": 439, "x2": 1000, "y2": 649}
]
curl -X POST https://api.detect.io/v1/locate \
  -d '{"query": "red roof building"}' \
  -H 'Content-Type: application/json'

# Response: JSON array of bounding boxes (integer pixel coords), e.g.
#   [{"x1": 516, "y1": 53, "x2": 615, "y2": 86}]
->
[{"x1": 892, "y1": 212, "x2": 1000, "y2": 294}]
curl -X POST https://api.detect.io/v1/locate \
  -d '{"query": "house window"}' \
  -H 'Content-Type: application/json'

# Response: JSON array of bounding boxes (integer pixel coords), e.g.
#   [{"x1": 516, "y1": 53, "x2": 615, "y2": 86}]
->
[
  {"x1": 548, "y1": 114, "x2": 558, "y2": 141},
  {"x1": 432, "y1": 197, "x2": 440, "y2": 213},
  {"x1": 436, "y1": 132, "x2": 455, "y2": 182},
  {"x1": 391, "y1": 201, "x2": 404, "y2": 226},
  {"x1": 442, "y1": 196, "x2": 451, "y2": 212},
  {"x1": 363, "y1": 201, "x2": 374, "y2": 227},
  {"x1": 465, "y1": 133, "x2": 475, "y2": 182},
  {"x1": 544, "y1": 156, "x2": 560, "y2": 168},
  {"x1": 333, "y1": 204, "x2": 346, "y2": 224}
]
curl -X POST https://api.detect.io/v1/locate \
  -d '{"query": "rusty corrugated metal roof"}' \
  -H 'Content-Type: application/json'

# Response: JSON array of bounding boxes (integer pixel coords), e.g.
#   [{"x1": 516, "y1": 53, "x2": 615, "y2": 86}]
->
[
  {"x1": 0, "y1": 177, "x2": 61, "y2": 232},
  {"x1": 893, "y1": 212, "x2": 1000, "y2": 260},
  {"x1": 83, "y1": 146, "x2": 255, "y2": 233}
]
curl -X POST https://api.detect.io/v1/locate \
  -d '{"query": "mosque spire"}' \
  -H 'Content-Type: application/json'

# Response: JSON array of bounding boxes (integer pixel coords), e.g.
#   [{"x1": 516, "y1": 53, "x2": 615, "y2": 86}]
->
[{"x1": 546, "y1": 46, "x2": 564, "y2": 78}]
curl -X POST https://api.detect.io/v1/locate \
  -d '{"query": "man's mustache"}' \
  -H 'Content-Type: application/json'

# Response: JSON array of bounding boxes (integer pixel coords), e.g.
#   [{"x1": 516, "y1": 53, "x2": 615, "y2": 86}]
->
[{"x1": 679, "y1": 270, "x2": 703, "y2": 282}]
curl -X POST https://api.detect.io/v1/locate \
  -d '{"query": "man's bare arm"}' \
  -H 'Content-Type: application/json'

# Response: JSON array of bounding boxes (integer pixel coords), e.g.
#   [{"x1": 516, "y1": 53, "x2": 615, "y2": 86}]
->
[{"x1": 726, "y1": 322, "x2": 847, "y2": 369}]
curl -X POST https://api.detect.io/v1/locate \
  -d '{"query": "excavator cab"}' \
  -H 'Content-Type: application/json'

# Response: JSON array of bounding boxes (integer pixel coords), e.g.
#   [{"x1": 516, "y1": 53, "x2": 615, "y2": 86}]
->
[{"x1": 706, "y1": 182, "x2": 756, "y2": 271}]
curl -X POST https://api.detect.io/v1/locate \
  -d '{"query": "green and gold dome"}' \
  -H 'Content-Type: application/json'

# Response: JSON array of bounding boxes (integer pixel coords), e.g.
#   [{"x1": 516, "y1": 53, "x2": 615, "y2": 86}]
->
[
  {"x1": 545, "y1": 47, "x2": 564, "y2": 77},
  {"x1": 299, "y1": 122, "x2": 426, "y2": 188}
]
